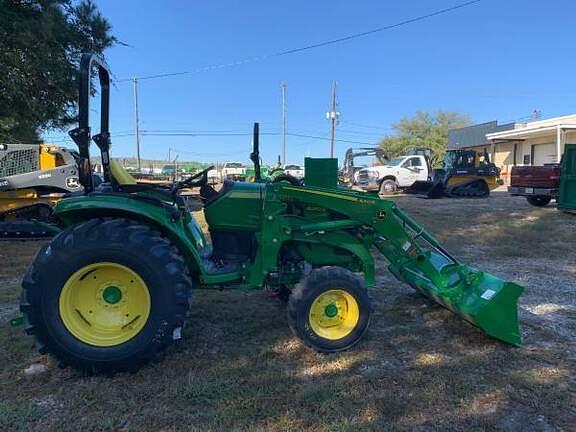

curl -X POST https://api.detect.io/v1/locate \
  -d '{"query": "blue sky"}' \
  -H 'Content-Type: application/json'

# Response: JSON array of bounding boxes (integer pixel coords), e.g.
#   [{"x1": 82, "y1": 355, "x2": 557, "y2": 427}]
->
[{"x1": 46, "y1": 0, "x2": 576, "y2": 165}]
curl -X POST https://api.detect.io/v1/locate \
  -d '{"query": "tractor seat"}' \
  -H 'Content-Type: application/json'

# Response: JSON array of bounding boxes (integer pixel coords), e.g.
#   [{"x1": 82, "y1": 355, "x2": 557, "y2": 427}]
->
[
  {"x1": 202, "y1": 180, "x2": 234, "y2": 207},
  {"x1": 107, "y1": 160, "x2": 176, "y2": 203}
]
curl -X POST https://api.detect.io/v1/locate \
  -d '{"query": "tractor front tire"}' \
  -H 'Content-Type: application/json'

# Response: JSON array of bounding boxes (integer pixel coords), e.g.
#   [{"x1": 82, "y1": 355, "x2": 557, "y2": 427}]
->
[
  {"x1": 20, "y1": 218, "x2": 192, "y2": 374},
  {"x1": 287, "y1": 267, "x2": 371, "y2": 353}
]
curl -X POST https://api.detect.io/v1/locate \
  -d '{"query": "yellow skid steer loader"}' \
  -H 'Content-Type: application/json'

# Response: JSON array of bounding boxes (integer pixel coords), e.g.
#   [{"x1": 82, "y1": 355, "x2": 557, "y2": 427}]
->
[
  {"x1": 0, "y1": 143, "x2": 82, "y2": 238},
  {"x1": 407, "y1": 149, "x2": 501, "y2": 198}
]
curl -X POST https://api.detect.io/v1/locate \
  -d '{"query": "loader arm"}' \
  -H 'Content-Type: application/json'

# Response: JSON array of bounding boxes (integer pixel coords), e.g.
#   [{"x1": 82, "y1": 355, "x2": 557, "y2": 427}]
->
[{"x1": 277, "y1": 184, "x2": 523, "y2": 346}]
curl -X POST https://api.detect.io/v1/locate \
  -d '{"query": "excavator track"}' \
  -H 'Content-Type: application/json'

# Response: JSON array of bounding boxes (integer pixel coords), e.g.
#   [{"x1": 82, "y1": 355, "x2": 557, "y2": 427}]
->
[{"x1": 447, "y1": 180, "x2": 490, "y2": 198}]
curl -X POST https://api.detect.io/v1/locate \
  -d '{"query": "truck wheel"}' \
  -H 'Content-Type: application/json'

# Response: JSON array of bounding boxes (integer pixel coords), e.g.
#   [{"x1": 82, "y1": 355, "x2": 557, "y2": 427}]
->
[
  {"x1": 527, "y1": 196, "x2": 551, "y2": 207},
  {"x1": 287, "y1": 267, "x2": 371, "y2": 353},
  {"x1": 20, "y1": 218, "x2": 192, "y2": 374},
  {"x1": 379, "y1": 179, "x2": 397, "y2": 196}
]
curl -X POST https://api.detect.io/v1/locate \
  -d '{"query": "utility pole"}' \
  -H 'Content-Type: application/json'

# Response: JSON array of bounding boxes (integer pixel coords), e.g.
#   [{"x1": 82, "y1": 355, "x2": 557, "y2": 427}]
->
[
  {"x1": 132, "y1": 77, "x2": 141, "y2": 171},
  {"x1": 167, "y1": 148, "x2": 171, "y2": 174},
  {"x1": 326, "y1": 81, "x2": 340, "y2": 158},
  {"x1": 173, "y1": 155, "x2": 179, "y2": 182},
  {"x1": 281, "y1": 81, "x2": 287, "y2": 166}
]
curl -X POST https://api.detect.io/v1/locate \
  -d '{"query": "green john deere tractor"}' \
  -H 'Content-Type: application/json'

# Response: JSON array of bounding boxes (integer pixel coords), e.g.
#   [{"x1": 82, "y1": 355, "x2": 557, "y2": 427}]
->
[{"x1": 20, "y1": 55, "x2": 524, "y2": 373}]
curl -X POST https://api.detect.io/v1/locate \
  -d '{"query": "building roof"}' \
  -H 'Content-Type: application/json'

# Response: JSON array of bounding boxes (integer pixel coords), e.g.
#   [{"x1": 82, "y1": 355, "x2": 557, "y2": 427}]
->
[
  {"x1": 486, "y1": 114, "x2": 576, "y2": 141},
  {"x1": 448, "y1": 121, "x2": 514, "y2": 149}
]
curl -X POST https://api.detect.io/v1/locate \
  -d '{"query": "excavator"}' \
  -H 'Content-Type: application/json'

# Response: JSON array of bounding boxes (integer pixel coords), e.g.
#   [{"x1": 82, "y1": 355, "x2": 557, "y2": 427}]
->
[
  {"x1": 0, "y1": 143, "x2": 81, "y2": 237},
  {"x1": 340, "y1": 147, "x2": 388, "y2": 186}
]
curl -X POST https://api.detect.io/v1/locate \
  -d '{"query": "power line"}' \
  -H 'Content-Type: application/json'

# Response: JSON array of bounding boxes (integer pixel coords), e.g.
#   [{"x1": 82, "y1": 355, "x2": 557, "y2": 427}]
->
[
  {"x1": 117, "y1": 0, "x2": 482, "y2": 82},
  {"x1": 135, "y1": 130, "x2": 376, "y2": 146},
  {"x1": 275, "y1": 0, "x2": 481, "y2": 56},
  {"x1": 43, "y1": 128, "x2": 379, "y2": 146},
  {"x1": 286, "y1": 133, "x2": 374, "y2": 146},
  {"x1": 141, "y1": 132, "x2": 253, "y2": 137}
]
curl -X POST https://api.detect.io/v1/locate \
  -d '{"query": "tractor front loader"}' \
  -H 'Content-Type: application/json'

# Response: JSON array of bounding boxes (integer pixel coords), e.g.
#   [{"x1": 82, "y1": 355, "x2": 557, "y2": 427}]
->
[{"x1": 20, "y1": 54, "x2": 523, "y2": 373}]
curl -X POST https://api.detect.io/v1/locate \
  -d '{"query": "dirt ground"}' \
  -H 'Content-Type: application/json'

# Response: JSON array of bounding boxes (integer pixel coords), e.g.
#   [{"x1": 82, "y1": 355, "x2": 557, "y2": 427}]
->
[{"x1": 0, "y1": 190, "x2": 574, "y2": 431}]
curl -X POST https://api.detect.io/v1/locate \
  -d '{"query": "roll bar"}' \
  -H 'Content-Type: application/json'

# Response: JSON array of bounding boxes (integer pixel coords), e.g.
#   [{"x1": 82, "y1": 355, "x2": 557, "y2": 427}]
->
[
  {"x1": 68, "y1": 53, "x2": 112, "y2": 193},
  {"x1": 250, "y1": 122, "x2": 261, "y2": 182}
]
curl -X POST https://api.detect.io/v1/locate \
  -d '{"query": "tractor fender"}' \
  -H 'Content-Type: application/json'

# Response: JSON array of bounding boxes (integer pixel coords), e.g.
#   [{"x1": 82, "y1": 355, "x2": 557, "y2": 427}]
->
[{"x1": 52, "y1": 194, "x2": 205, "y2": 275}]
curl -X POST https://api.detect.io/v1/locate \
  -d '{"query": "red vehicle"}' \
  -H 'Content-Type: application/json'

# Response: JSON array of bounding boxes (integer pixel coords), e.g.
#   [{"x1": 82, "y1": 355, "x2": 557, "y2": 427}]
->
[{"x1": 508, "y1": 164, "x2": 560, "y2": 207}]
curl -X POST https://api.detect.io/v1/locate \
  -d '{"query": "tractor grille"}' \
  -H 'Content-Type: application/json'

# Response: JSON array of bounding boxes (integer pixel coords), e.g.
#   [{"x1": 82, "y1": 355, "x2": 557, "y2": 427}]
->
[{"x1": 0, "y1": 145, "x2": 39, "y2": 177}]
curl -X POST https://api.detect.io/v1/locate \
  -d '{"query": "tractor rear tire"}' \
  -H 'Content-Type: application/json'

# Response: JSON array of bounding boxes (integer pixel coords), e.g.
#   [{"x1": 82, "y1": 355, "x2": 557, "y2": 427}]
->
[
  {"x1": 287, "y1": 267, "x2": 371, "y2": 353},
  {"x1": 527, "y1": 195, "x2": 551, "y2": 207},
  {"x1": 20, "y1": 218, "x2": 192, "y2": 374},
  {"x1": 379, "y1": 179, "x2": 398, "y2": 196}
]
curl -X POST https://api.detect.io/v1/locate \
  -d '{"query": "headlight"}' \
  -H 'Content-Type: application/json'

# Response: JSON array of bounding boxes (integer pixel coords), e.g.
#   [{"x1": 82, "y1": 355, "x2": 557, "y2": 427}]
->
[{"x1": 367, "y1": 170, "x2": 379, "y2": 180}]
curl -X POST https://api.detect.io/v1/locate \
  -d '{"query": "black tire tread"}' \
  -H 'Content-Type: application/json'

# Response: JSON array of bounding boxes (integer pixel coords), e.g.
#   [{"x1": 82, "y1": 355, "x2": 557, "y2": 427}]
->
[
  {"x1": 287, "y1": 266, "x2": 371, "y2": 353},
  {"x1": 449, "y1": 179, "x2": 490, "y2": 198},
  {"x1": 527, "y1": 195, "x2": 552, "y2": 207},
  {"x1": 379, "y1": 179, "x2": 398, "y2": 196},
  {"x1": 20, "y1": 218, "x2": 192, "y2": 374}
]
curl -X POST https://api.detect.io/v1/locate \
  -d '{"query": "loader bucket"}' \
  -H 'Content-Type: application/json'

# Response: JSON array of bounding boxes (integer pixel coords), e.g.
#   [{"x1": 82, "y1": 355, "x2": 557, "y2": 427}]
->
[
  {"x1": 393, "y1": 250, "x2": 523, "y2": 345},
  {"x1": 405, "y1": 180, "x2": 445, "y2": 198}
]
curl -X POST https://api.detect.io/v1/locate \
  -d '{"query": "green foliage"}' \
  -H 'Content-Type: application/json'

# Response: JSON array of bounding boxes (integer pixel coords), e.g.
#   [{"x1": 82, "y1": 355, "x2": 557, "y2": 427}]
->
[
  {"x1": 379, "y1": 111, "x2": 471, "y2": 166},
  {"x1": 0, "y1": 0, "x2": 116, "y2": 143}
]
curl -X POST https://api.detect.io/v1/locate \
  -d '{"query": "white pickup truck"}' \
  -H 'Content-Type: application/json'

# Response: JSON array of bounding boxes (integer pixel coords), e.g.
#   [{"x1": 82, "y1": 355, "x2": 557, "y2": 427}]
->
[
  {"x1": 284, "y1": 164, "x2": 304, "y2": 179},
  {"x1": 221, "y1": 162, "x2": 246, "y2": 181},
  {"x1": 355, "y1": 154, "x2": 430, "y2": 194}
]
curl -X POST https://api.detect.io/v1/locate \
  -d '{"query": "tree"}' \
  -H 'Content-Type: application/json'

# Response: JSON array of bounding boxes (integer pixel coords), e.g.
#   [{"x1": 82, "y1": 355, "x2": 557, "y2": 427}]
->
[
  {"x1": 0, "y1": 0, "x2": 117, "y2": 143},
  {"x1": 379, "y1": 111, "x2": 471, "y2": 166}
]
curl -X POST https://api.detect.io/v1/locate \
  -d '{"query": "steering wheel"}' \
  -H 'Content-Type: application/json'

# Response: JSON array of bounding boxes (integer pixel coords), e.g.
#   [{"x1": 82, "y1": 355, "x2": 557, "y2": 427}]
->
[
  {"x1": 272, "y1": 173, "x2": 303, "y2": 186},
  {"x1": 172, "y1": 165, "x2": 214, "y2": 193}
]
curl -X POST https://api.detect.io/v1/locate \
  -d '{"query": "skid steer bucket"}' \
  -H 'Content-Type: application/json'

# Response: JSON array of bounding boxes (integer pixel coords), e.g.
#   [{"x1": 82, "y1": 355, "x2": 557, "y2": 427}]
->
[
  {"x1": 377, "y1": 207, "x2": 523, "y2": 346},
  {"x1": 405, "y1": 180, "x2": 446, "y2": 198}
]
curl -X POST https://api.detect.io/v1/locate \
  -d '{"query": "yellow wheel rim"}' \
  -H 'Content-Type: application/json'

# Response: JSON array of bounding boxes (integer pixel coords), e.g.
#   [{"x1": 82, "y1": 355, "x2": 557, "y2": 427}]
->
[
  {"x1": 309, "y1": 289, "x2": 360, "y2": 340},
  {"x1": 59, "y1": 262, "x2": 151, "y2": 347}
]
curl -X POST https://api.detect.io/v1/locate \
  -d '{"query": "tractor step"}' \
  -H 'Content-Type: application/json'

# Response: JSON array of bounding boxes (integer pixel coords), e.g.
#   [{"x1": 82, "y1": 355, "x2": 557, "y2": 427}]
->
[{"x1": 201, "y1": 258, "x2": 244, "y2": 275}]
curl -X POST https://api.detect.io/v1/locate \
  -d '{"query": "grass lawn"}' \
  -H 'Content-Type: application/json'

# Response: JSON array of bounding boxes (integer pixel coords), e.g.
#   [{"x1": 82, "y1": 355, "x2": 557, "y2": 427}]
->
[{"x1": 0, "y1": 191, "x2": 574, "y2": 431}]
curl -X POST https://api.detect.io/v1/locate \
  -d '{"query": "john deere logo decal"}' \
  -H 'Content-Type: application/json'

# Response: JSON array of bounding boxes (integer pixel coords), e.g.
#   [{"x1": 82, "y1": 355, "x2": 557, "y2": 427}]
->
[{"x1": 66, "y1": 177, "x2": 80, "y2": 189}]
